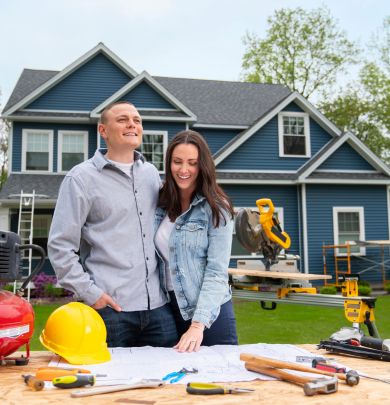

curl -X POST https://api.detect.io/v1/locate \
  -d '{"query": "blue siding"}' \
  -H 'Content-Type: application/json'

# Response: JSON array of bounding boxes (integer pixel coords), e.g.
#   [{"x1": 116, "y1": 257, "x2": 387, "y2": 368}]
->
[
  {"x1": 306, "y1": 184, "x2": 389, "y2": 284},
  {"x1": 194, "y1": 128, "x2": 239, "y2": 155},
  {"x1": 217, "y1": 115, "x2": 333, "y2": 171},
  {"x1": 26, "y1": 54, "x2": 131, "y2": 111},
  {"x1": 122, "y1": 82, "x2": 174, "y2": 109},
  {"x1": 222, "y1": 185, "x2": 301, "y2": 267},
  {"x1": 317, "y1": 143, "x2": 376, "y2": 171},
  {"x1": 12, "y1": 122, "x2": 97, "y2": 172}
]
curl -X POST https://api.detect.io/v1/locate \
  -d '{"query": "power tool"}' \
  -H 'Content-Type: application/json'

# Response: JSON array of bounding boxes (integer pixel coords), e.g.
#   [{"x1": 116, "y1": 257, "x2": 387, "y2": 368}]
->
[{"x1": 0, "y1": 230, "x2": 45, "y2": 365}]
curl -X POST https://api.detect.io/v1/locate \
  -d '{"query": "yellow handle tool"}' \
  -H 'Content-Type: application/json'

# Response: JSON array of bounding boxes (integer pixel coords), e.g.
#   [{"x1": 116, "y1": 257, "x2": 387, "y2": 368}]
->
[
  {"x1": 186, "y1": 382, "x2": 254, "y2": 395},
  {"x1": 256, "y1": 198, "x2": 291, "y2": 249},
  {"x1": 52, "y1": 374, "x2": 96, "y2": 389}
]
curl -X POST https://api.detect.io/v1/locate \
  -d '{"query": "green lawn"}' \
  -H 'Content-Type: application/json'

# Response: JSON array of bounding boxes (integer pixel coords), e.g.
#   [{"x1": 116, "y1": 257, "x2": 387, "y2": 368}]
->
[{"x1": 30, "y1": 295, "x2": 390, "y2": 350}]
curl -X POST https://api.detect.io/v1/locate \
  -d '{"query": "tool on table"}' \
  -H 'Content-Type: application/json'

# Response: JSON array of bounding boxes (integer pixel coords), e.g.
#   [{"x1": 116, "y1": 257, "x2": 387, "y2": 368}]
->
[
  {"x1": 36, "y1": 367, "x2": 106, "y2": 380},
  {"x1": 296, "y1": 355, "x2": 329, "y2": 363},
  {"x1": 186, "y1": 382, "x2": 254, "y2": 395},
  {"x1": 71, "y1": 379, "x2": 165, "y2": 398},
  {"x1": 162, "y1": 367, "x2": 198, "y2": 383},
  {"x1": 0, "y1": 231, "x2": 46, "y2": 366},
  {"x1": 312, "y1": 359, "x2": 346, "y2": 374},
  {"x1": 52, "y1": 374, "x2": 96, "y2": 389},
  {"x1": 22, "y1": 374, "x2": 45, "y2": 391},
  {"x1": 319, "y1": 339, "x2": 390, "y2": 362},
  {"x1": 240, "y1": 353, "x2": 359, "y2": 386},
  {"x1": 245, "y1": 363, "x2": 338, "y2": 396}
]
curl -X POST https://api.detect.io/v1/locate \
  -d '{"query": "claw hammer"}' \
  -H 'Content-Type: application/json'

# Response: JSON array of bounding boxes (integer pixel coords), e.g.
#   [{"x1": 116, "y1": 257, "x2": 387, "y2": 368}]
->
[
  {"x1": 240, "y1": 353, "x2": 359, "y2": 386},
  {"x1": 245, "y1": 362, "x2": 338, "y2": 396}
]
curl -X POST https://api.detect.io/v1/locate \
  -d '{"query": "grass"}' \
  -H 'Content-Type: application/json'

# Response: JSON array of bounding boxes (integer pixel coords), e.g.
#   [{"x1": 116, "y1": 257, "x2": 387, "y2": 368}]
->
[{"x1": 29, "y1": 296, "x2": 390, "y2": 350}]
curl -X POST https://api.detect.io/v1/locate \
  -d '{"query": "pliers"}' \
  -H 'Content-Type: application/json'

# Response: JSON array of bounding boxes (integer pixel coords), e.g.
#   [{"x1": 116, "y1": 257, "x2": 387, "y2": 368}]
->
[{"x1": 162, "y1": 367, "x2": 198, "y2": 383}]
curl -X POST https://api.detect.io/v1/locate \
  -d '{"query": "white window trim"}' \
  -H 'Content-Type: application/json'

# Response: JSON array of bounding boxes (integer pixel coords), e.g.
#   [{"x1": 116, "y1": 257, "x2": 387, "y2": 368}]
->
[
  {"x1": 142, "y1": 130, "x2": 168, "y2": 173},
  {"x1": 333, "y1": 207, "x2": 366, "y2": 256},
  {"x1": 21, "y1": 129, "x2": 54, "y2": 173},
  {"x1": 57, "y1": 130, "x2": 88, "y2": 173},
  {"x1": 231, "y1": 206, "x2": 284, "y2": 259},
  {"x1": 278, "y1": 112, "x2": 311, "y2": 158}
]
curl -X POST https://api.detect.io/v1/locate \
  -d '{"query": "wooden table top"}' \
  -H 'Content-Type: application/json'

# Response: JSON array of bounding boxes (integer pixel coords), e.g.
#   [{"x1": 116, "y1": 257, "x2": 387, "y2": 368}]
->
[{"x1": 1, "y1": 346, "x2": 390, "y2": 404}]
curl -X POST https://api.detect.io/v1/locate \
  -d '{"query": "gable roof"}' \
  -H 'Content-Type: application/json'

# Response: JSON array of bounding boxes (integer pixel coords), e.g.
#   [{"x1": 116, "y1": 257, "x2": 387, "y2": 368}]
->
[
  {"x1": 214, "y1": 92, "x2": 343, "y2": 165},
  {"x1": 2, "y1": 43, "x2": 137, "y2": 116},
  {"x1": 91, "y1": 71, "x2": 197, "y2": 122},
  {"x1": 297, "y1": 131, "x2": 390, "y2": 181},
  {"x1": 154, "y1": 76, "x2": 291, "y2": 127}
]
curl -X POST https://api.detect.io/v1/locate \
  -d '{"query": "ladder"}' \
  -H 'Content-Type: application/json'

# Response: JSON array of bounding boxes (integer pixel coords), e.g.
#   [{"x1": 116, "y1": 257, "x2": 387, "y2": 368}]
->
[{"x1": 16, "y1": 190, "x2": 36, "y2": 301}]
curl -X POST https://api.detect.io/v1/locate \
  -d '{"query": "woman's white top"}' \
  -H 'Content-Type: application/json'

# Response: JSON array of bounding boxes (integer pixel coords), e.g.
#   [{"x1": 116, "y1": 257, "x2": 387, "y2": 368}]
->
[{"x1": 155, "y1": 214, "x2": 175, "y2": 291}]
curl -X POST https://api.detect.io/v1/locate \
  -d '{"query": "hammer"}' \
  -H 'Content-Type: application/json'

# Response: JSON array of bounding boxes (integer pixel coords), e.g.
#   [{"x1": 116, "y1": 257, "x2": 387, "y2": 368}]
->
[
  {"x1": 240, "y1": 353, "x2": 359, "y2": 386},
  {"x1": 245, "y1": 362, "x2": 338, "y2": 396}
]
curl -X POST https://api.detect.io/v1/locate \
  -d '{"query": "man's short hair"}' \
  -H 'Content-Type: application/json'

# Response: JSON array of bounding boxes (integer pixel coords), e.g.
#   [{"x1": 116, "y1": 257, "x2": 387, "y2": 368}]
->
[{"x1": 99, "y1": 101, "x2": 135, "y2": 124}]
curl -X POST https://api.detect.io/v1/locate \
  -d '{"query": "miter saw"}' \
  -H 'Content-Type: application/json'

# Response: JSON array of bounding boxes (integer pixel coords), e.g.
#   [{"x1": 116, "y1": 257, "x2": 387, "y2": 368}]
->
[
  {"x1": 231, "y1": 198, "x2": 382, "y2": 339},
  {"x1": 235, "y1": 198, "x2": 292, "y2": 270}
]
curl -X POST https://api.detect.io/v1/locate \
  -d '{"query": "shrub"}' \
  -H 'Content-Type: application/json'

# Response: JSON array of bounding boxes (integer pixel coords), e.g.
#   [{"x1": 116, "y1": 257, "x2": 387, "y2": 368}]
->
[
  {"x1": 358, "y1": 280, "x2": 370, "y2": 287},
  {"x1": 44, "y1": 283, "x2": 64, "y2": 298},
  {"x1": 320, "y1": 286, "x2": 338, "y2": 295},
  {"x1": 358, "y1": 285, "x2": 371, "y2": 296},
  {"x1": 385, "y1": 283, "x2": 390, "y2": 294},
  {"x1": 1, "y1": 283, "x2": 15, "y2": 292}
]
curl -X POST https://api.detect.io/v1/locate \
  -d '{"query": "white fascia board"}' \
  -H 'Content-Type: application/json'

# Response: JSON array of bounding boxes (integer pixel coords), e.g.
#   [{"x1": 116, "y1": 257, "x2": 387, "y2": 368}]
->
[
  {"x1": 216, "y1": 169, "x2": 296, "y2": 173},
  {"x1": 90, "y1": 71, "x2": 197, "y2": 121},
  {"x1": 301, "y1": 178, "x2": 390, "y2": 185},
  {"x1": 217, "y1": 179, "x2": 295, "y2": 185},
  {"x1": 7, "y1": 115, "x2": 92, "y2": 124},
  {"x1": 214, "y1": 91, "x2": 342, "y2": 166},
  {"x1": 139, "y1": 115, "x2": 196, "y2": 122},
  {"x1": 193, "y1": 124, "x2": 249, "y2": 130},
  {"x1": 3, "y1": 43, "x2": 137, "y2": 116}
]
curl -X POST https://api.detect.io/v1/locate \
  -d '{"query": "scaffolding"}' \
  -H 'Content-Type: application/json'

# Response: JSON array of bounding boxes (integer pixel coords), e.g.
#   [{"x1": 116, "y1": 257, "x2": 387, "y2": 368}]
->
[
  {"x1": 323, "y1": 241, "x2": 390, "y2": 287},
  {"x1": 323, "y1": 243, "x2": 351, "y2": 286}
]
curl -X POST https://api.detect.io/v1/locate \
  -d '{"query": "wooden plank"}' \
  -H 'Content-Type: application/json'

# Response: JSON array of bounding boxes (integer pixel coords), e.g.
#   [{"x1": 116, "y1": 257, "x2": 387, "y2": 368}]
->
[
  {"x1": 229, "y1": 268, "x2": 332, "y2": 280},
  {"x1": 2, "y1": 348, "x2": 390, "y2": 404}
]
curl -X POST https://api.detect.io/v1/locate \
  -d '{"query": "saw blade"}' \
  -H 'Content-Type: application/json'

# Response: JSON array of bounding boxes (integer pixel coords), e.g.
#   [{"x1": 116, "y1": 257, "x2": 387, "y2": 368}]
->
[{"x1": 234, "y1": 208, "x2": 262, "y2": 253}]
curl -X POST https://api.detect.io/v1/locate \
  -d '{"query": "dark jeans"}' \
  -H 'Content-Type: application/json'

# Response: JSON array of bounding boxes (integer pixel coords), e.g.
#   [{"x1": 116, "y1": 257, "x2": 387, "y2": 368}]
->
[
  {"x1": 97, "y1": 303, "x2": 178, "y2": 348},
  {"x1": 169, "y1": 291, "x2": 238, "y2": 346}
]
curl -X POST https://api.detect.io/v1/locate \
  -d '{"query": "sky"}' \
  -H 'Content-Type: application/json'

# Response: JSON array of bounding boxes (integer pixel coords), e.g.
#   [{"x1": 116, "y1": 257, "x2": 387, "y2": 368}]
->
[{"x1": 0, "y1": 0, "x2": 389, "y2": 108}]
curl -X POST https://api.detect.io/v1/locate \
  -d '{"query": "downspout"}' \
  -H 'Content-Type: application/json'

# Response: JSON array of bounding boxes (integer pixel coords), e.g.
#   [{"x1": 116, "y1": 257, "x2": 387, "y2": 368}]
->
[
  {"x1": 297, "y1": 184, "x2": 303, "y2": 273},
  {"x1": 301, "y1": 183, "x2": 309, "y2": 274}
]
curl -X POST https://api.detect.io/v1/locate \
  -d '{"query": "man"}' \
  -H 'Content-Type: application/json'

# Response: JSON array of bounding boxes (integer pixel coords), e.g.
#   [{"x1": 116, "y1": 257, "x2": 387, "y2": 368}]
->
[{"x1": 48, "y1": 101, "x2": 178, "y2": 347}]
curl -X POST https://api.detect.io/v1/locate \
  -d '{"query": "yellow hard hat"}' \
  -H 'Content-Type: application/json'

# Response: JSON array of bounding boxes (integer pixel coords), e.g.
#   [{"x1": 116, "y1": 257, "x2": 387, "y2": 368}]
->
[{"x1": 40, "y1": 302, "x2": 111, "y2": 365}]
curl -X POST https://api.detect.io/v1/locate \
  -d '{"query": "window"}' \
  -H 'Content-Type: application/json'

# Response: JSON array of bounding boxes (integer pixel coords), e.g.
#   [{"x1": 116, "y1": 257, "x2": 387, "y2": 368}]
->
[
  {"x1": 137, "y1": 131, "x2": 167, "y2": 172},
  {"x1": 231, "y1": 206, "x2": 284, "y2": 258},
  {"x1": 22, "y1": 129, "x2": 53, "y2": 172},
  {"x1": 333, "y1": 207, "x2": 365, "y2": 255},
  {"x1": 278, "y1": 112, "x2": 310, "y2": 157},
  {"x1": 58, "y1": 131, "x2": 88, "y2": 171}
]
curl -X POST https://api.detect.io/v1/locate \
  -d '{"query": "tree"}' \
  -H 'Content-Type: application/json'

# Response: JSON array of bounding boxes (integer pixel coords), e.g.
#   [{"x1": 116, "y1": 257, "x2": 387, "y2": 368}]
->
[
  {"x1": 0, "y1": 89, "x2": 9, "y2": 190},
  {"x1": 241, "y1": 6, "x2": 360, "y2": 100},
  {"x1": 319, "y1": 17, "x2": 390, "y2": 163}
]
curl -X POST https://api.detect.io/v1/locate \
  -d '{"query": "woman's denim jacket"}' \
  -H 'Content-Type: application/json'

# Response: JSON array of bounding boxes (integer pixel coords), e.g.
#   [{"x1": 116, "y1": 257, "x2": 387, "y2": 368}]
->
[{"x1": 154, "y1": 194, "x2": 233, "y2": 328}]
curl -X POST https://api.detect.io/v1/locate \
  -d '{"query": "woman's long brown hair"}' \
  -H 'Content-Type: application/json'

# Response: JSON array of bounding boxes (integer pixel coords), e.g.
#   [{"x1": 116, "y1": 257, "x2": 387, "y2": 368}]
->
[{"x1": 158, "y1": 130, "x2": 234, "y2": 227}]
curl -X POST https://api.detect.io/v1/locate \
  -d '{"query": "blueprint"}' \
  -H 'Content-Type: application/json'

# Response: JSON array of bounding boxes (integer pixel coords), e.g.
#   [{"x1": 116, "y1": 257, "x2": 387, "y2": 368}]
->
[{"x1": 48, "y1": 343, "x2": 323, "y2": 387}]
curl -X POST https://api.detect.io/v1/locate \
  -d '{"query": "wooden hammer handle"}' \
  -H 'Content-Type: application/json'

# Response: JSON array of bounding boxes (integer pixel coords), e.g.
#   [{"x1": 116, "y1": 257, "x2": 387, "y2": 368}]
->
[
  {"x1": 240, "y1": 353, "x2": 347, "y2": 381},
  {"x1": 245, "y1": 362, "x2": 312, "y2": 385}
]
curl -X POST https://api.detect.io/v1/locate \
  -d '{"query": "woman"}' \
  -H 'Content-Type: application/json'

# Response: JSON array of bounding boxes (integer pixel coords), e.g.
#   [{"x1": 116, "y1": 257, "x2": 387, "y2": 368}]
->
[{"x1": 155, "y1": 130, "x2": 238, "y2": 352}]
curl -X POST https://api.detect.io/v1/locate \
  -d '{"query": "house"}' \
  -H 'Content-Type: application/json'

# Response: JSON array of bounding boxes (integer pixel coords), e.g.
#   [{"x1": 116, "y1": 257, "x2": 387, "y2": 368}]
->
[{"x1": 1, "y1": 43, "x2": 390, "y2": 285}]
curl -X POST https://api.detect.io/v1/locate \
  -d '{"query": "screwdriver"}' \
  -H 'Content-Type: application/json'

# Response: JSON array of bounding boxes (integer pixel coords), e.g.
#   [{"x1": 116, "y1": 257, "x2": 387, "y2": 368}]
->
[
  {"x1": 52, "y1": 374, "x2": 96, "y2": 389},
  {"x1": 36, "y1": 367, "x2": 106, "y2": 380},
  {"x1": 22, "y1": 374, "x2": 45, "y2": 391},
  {"x1": 312, "y1": 359, "x2": 346, "y2": 374}
]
